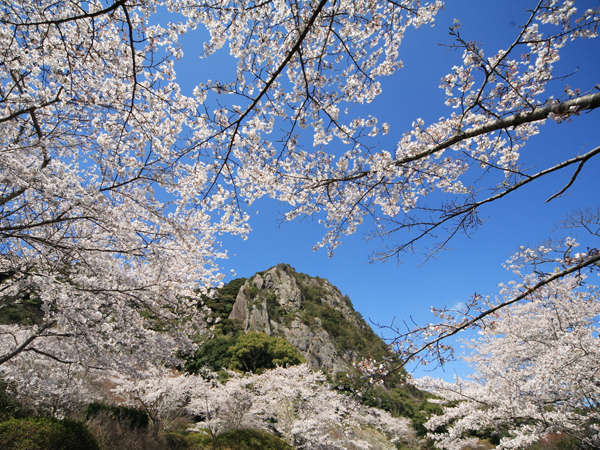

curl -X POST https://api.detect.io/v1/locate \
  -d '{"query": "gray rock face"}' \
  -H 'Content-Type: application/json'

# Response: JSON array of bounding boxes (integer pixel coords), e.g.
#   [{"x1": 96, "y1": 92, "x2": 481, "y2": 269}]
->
[
  {"x1": 278, "y1": 317, "x2": 344, "y2": 372},
  {"x1": 228, "y1": 263, "x2": 385, "y2": 373},
  {"x1": 229, "y1": 285, "x2": 249, "y2": 325}
]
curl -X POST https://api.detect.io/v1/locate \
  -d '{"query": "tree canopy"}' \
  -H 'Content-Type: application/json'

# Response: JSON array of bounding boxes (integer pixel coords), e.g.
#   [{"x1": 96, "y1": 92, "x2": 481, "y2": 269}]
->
[{"x1": 0, "y1": 0, "x2": 599, "y2": 446}]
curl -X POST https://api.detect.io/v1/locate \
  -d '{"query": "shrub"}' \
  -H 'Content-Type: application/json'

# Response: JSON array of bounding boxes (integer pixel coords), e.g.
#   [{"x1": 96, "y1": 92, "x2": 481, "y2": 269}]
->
[
  {"x1": 228, "y1": 332, "x2": 305, "y2": 373},
  {"x1": 161, "y1": 431, "x2": 189, "y2": 449},
  {"x1": 86, "y1": 402, "x2": 149, "y2": 430},
  {"x1": 0, "y1": 380, "x2": 29, "y2": 421},
  {"x1": 85, "y1": 412, "x2": 159, "y2": 450},
  {"x1": 0, "y1": 416, "x2": 99, "y2": 450},
  {"x1": 212, "y1": 318, "x2": 244, "y2": 336},
  {"x1": 185, "y1": 332, "x2": 304, "y2": 375},
  {"x1": 184, "y1": 335, "x2": 237, "y2": 374}
]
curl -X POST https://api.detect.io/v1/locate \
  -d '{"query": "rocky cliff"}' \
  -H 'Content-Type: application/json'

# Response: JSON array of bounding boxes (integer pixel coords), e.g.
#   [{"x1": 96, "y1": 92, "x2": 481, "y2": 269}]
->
[{"x1": 221, "y1": 263, "x2": 393, "y2": 373}]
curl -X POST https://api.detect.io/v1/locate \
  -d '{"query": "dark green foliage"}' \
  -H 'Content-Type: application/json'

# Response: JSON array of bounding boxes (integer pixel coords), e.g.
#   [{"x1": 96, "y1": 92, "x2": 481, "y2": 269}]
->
[
  {"x1": 184, "y1": 334, "x2": 237, "y2": 374},
  {"x1": 228, "y1": 332, "x2": 305, "y2": 373},
  {"x1": 362, "y1": 386, "x2": 443, "y2": 437},
  {"x1": 0, "y1": 293, "x2": 43, "y2": 325},
  {"x1": 468, "y1": 426, "x2": 506, "y2": 447},
  {"x1": 265, "y1": 292, "x2": 283, "y2": 322},
  {"x1": 185, "y1": 277, "x2": 249, "y2": 374},
  {"x1": 166, "y1": 428, "x2": 292, "y2": 450},
  {"x1": 161, "y1": 431, "x2": 190, "y2": 449},
  {"x1": 208, "y1": 428, "x2": 293, "y2": 449},
  {"x1": 184, "y1": 332, "x2": 304, "y2": 375},
  {"x1": 0, "y1": 381, "x2": 29, "y2": 421},
  {"x1": 216, "y1": 278, "x2": 247, "y2": 301},
  {"x1": 0, "y1": 272, "x2": 42, "y2": 326},
  {"x1": 244, "y1": 284, "x2": 259, "y2": 301},
  {"x1": 212, "y1": 318, "x2": 244, "y2": 336},
  {"x1": 86, "y1": 402, "x2": 149, "y2": 430},
  {"x1": 0, "y1": 416, "x2": 99, "y2": 450}
]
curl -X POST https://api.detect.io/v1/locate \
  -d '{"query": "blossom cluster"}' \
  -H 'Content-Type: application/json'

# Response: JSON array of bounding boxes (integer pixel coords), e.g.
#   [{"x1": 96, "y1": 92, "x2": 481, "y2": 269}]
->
[
  {"x1": 353, "y1": 357, "x2": 390, "y2": 385},
  {"x1": 113, "y1": 364, "x2": 414, "y2": 448},
  {"x1": 414, "y1": 243, "x2": 600, "y2": 449}
]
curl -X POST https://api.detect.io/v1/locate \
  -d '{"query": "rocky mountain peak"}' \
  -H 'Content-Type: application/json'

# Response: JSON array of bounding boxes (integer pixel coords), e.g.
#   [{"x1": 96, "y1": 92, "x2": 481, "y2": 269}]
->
[{"x1": 227, "y1": 263, "x2": 391, "y2": 373}]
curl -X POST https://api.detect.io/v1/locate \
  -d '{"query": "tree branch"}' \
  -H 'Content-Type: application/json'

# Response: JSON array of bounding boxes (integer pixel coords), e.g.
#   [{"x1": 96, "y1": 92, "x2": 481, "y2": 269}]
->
[
  {"x1": 393, "y1": 92, "x2": 600, "y2": 167},
  {"x1": 0, "y1": 87, "x2": 63, "y2": 124},
  {"x1": 203, "y1": 0, "x2": 329, "y2": 198},
  {"x1": 378, "y1": 144, "x2": 600, "y2": 260},
  {"x1": 396, "y1": 253, "x2": 600, "y2": 370},
  {"x1": 2, "y1": 0, "x2": 125, "y2": 27},
  {"x1": 0, "y1": 321, "x2": 56, "y2": 365}
]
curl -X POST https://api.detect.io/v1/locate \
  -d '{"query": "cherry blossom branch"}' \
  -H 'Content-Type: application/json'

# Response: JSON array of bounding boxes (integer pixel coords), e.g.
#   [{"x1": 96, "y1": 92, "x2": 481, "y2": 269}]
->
[
  {"x1": 377, "y1": 144, "x2": 600, "y2": 259},
  {"x1": 0, "y1": 87, "x2": 63, "y2": 124},
  {"x1": 394, "y1": 252, "x2": 600, "y2": 371},
  {"x1": 203, "y1": 0, "x2": 329, "y2": 198},
  {"x1": 2, "y1": 0, "x2": 126, "y2": 27},
  {"x1": 121, "y1": 3, "x2": 138, "y2": 123},
  {"x1": 23, "y1": 346, "x2": 108, "y2": 370},
  {"x1": 545, "y1": 149, "x2": 595, "y2": 202},
  {"x1": 0, "y1": 321, "x2": 56, "y2": 365},
  {"x1": 319, "y1": 92, "x2": 600, "y2": 188},
  {"x1": 392, "y1": 91, "x2": 599, "y2": 166}
]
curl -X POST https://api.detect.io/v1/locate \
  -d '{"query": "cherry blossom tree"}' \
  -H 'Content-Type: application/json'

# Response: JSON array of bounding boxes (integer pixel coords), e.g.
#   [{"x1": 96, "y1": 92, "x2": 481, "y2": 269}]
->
[
  {"x1": 0, "y1": 0, "x2": 446, "y2": 373},
  {"x1": 416, "y1": 239, "x2": 600, "y2": 449},
  {"x1": 111, "y1": 366, "x2": 201, "y2": 438},
  {"x1": 114, "y1": 365, "x2": 252, "y2": 438},
  {"x1": 0, "y1": 329, "x2": 104, "y2": 417},
  {"x1": 185, "y1": 364, "x2": 415, "y2": 448},
  {"x1": 110, "y1": 363, "x2": 415, "y2": 446},
  {"x1": 2, "y1": 1, "x2": 599, "y2": 427},
  {"x1": 0, "y1": 0, "x2": 254, "y2": 370}
]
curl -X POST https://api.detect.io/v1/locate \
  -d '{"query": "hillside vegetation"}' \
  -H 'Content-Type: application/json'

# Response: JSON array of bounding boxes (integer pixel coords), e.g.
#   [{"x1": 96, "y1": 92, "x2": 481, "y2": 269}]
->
[{"x1": 0, "y1": 263, "x2": 581, "y2": 449}]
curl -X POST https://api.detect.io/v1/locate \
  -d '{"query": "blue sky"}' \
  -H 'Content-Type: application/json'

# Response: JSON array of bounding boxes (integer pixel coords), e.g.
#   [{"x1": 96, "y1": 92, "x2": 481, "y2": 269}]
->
[{"x1": 171, "y1": 1, "x2": 599, "y2": 380}]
